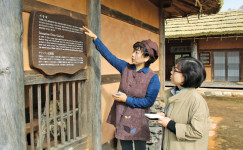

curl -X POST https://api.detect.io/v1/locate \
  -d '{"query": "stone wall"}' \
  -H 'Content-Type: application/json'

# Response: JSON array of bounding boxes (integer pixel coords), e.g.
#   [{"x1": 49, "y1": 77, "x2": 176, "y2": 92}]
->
[{"x1": 146, "y1": 97, "x2": 164, "y2": 150}]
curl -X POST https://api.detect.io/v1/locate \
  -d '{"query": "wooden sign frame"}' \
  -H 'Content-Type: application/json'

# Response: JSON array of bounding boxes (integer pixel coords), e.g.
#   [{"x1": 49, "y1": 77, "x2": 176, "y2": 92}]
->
[{"x1": 28, "y1": 10, "x2": 87, "y2": 75}]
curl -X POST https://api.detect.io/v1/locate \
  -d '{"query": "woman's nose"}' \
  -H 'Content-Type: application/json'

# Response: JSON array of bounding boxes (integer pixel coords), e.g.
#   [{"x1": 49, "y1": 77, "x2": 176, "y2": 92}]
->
[{"x1": 132, "y1": 52, "x2": 135, "y2": 57}]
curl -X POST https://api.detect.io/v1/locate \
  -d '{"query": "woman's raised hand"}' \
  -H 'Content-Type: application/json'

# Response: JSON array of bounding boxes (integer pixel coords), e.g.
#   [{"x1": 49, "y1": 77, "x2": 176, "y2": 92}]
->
[{"x1": 80, "y1": 26, "x2": 97, "y2": 40}]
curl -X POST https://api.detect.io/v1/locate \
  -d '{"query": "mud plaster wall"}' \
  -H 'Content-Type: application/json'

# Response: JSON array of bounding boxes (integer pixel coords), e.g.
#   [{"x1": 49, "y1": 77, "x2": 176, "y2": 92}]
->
[
  {"x1": 102, "y1": 0, "x2": 159, "y2": 28},
  {"x1": 199, "y1": 37, "x2": 243, "y2": 81},
  {"x1": 204, "y1": 67, "x2": 212, "y2": 82}
]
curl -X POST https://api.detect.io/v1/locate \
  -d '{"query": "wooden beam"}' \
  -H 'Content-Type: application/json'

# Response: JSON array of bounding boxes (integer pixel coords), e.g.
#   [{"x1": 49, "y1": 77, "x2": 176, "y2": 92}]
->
[
  {"x1": 173, "y1": 0, "x2": 199, "y2": 12},
  {"x1": 172, "y1": 4, "x2": 188, "y2": 17},
  {"x1": 0, "y1": 0, "x2": 26, "y2": 149},
  {"x1": 86, "y1": 0, "x2": 102, "y2": 150},
  {"x1": 24, "y1": 69, "x2": 87, "y2": 85},
  {"x1": 160, "y1": 0, "x2": 173, "y2": 8},
  {"x1": 159, "y1": 3, "x2": 166, "y2": 93},
  {"x1": 164, "y1": 11, "x2": 173, "y2": 19},
  {"x1": 149, "y1": 0, "x2": 160, "y2": 7},
  {"x1": 149, "y1": 0, "x2": 172, "y2": 8},
  {"x1": 101, "y1": 5, "x2": 159, "y2": 34}
]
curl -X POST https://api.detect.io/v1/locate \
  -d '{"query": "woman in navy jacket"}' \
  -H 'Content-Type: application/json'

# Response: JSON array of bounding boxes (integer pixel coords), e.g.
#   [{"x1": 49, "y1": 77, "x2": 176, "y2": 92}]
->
[{"x1": 81, "y1": 26, "x2": 160, "y2": 150}]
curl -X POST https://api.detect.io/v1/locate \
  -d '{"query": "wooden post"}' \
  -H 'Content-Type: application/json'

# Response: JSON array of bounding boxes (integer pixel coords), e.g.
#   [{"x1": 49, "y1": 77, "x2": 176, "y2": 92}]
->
[
  {"x1": 191, "y1": 41, "x2": 198, "y2": 58},
  {"x1": 159, "y1": 3, "x2": 166, "y2": 94},
  {"x1": 86, "y1": 0, "x2": 102, "y2": 150},
  {"x1": 0, "y1": 0, "x2": 26, "y2": 150}
]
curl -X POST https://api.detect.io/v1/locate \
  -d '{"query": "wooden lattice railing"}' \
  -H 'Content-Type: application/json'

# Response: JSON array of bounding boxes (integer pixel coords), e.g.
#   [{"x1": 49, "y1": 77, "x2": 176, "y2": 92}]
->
[{"x1": 25, "y1": 80, "x2": 88, "y2": 150}]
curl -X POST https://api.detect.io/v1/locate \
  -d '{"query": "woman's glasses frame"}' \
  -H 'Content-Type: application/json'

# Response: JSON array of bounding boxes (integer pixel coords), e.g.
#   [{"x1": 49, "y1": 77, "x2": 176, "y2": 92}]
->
[{"x1": 172, "y1": 66, "x2": 182, "y2": 73}]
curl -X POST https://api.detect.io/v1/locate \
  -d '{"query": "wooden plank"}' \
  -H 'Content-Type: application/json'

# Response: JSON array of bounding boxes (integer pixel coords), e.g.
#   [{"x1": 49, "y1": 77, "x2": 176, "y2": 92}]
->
[
  {"x1": 24, "y1": 69, "x2": 87, "y2": 85},
  {"x1": 45, "y1": 84, "x2": 51, "y2": 149},
  {"x1": 86, "y1": 0, "x2": 102, "y2": 149},
  {"x1": 51, "y1": 136, "x2": 88, "y2": 150},
  {"x1": 101, "y1": 4, "x2": 159, "y2": 34},
  {"x1": 37, "y1": 85, "x2": 43, "y2": 150},
  {"x1": 0, "y1": 1, "x2": 26, "y2": 149},
  {"x1": 81, "y1": 81, "x2": 87, "y2": 137},
  {"x1": 78, "y1": 81, "x2": 82, "y2": 137},
  {"x1": 60, "y1": 83, "x2": 65, "y2": 144},
  {"x1": 72, "y1": 82, "x2": 76, "y2": 140},
  {"x1": 29, "y1": 86, "x2": 34, "y2": 150},
  {"x1": 53, "y1": 83, "x2": 58, "y2": 147},
  {"x1": 66, "y1": 82, "x2": 71, "y2": 142},
  {"x1": 22, "y1": 0, "x2": 87, "y2": 22}
]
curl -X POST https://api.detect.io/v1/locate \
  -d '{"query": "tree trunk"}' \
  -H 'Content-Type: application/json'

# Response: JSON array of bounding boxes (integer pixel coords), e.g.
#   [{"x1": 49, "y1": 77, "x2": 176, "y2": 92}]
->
[{"x1": 0, "y1": 0, "x2": 26, "y2": 150}]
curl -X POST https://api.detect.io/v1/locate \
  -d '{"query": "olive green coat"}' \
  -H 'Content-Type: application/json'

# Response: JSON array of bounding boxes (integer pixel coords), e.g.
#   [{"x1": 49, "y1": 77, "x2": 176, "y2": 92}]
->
[{"x1": 162, "y1": 88, "x2": 210, "y2": 150}]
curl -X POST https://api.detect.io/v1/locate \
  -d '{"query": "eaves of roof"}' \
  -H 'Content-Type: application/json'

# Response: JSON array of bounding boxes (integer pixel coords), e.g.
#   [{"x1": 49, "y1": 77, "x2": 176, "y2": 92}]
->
[{"x1": 165, "y1": 9, "x2": 243, "y2": 38}]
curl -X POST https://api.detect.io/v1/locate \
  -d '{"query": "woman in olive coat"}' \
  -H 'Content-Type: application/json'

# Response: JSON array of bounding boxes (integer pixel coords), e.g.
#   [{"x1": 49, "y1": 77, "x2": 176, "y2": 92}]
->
[{"x1": 158, "y1": 57, "x2": 210, "y2": 150}]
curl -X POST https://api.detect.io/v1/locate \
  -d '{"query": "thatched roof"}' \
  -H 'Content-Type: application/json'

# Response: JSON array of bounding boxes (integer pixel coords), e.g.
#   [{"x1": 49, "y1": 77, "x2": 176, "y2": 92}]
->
[
  {"x1": 150, "y1": 0, "x2": 223, "y2": 19},
  {"x1": 165, "y1": 9, "x2": 243, "y2": 38}
]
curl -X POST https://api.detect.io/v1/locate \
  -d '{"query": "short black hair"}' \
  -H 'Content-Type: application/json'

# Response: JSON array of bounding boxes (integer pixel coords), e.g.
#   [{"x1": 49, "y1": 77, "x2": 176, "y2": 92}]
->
[
  {"x1": 133, "y1": 42, "x2": 153, "y2": 67},
  {"x1": 176, "y1": 56, "x2": 206, "y2": 88}
]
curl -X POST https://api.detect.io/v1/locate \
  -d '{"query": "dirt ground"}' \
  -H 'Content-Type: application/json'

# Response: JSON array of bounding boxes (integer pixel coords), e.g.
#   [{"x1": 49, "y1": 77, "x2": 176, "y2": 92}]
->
[{"x1": 205, "y1": 96, "x2": 243, "y2": 150}]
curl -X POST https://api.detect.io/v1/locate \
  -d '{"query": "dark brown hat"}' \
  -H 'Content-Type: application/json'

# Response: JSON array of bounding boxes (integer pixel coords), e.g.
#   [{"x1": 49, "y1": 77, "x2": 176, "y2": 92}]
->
[{"x1": 141, "y1": 39, "x2": 159, "y2": 63}]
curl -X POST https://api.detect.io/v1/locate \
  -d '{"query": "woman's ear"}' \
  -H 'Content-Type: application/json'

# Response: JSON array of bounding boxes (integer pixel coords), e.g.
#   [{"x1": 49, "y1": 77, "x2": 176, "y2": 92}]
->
[{"x1": 144, "y1": 56, "x2": 150, "y2": 62}]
